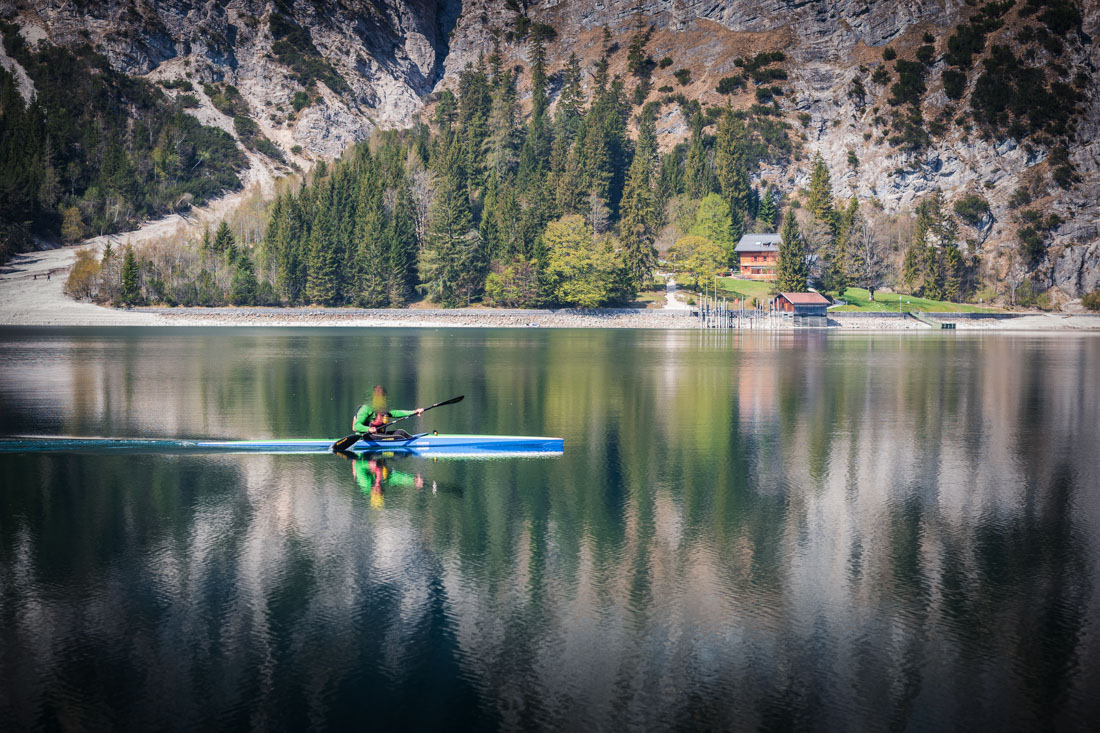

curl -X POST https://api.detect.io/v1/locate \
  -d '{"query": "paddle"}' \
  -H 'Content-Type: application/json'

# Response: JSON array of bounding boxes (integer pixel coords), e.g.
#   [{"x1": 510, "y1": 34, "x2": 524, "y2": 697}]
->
[{"x1": 330, "y1": 395, "x2": 464, "y2": 452}]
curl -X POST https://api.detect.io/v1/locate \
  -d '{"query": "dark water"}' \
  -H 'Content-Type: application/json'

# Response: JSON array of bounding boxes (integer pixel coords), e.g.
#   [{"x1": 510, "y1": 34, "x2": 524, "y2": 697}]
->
[{"x1": 1, "y1": 327, "x2": 1098, "y2": 731}]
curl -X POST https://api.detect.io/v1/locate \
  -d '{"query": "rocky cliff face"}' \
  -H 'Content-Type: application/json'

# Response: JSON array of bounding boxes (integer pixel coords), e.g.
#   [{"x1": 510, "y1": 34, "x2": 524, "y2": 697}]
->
[{"x1": 3, "y1": 0, "x2": 1097, "y2": 304}]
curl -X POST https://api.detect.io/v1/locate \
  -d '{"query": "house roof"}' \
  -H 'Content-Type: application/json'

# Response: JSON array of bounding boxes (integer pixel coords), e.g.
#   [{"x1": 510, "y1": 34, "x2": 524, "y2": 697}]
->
[
  {"x1": 778, "y1": 292, "x2": 830, "y2": 305},
  {"x1": 735, "y1": 233, "x2": 782, "y2": 252}
]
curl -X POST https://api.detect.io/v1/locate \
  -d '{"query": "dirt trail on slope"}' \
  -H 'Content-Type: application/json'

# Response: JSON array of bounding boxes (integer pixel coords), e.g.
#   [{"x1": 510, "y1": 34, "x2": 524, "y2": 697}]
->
[{"x1": 0, "y1": 157, "x2": 274, "y2": 326}]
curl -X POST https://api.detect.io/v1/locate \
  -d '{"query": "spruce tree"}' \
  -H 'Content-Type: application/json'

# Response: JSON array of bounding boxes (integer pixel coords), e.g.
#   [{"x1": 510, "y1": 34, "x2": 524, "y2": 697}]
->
[
  {"x1": 421, "y1": 141, "x2": 479, "y2": 307},
  {"x1": 213, "y1": 220, "x2": 235, "y2": 255},
  {"x1": 229, "y1": 251, "x2": 258, "y2": 305},
  {"x1": 306, "y1": 181, "x2": 341, "y2": 305},
  {"x1": 618, "y1": 107, "x2": 660, "y2": 293},
  {"x1": 683, "y1": 114, "x2": 713, "y2": 199},
  {"x1": 806, "y1": 152, "x2": 837, "y2": 232},
  {"x1": 824, "y1": 197, "x2": 855, "y2": 296},
  {"x1": 387, "y1": 184, "x2": 418, "y2": 304},
  {"x1": 120, "y1": 245, "x2": 140, "y2": 305},
  {"x1": 354, "y1": 177, "x2": 388, "y2": 307},
  {"x1": 757, "y1": 186, "x2": 778, "y2": 232},
  {"x1": 776, "y1": 208, "x2": 808, "y2": 292},
  {"x1": 714, "y1": 109, "x2": 750, "y2": 232},
  {"x1": 486, "y1": 42, "x2": 520, "y2": 180},
  {"x1": 457, "y1": 61, "x2": 492, "y2": 191}
]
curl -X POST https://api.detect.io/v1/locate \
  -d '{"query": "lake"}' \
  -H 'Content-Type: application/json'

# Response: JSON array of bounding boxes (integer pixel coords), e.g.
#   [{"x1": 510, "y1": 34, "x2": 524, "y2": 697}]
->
[{"x1": 1, "y1": 327, "x2": 1098, "y2": 731}]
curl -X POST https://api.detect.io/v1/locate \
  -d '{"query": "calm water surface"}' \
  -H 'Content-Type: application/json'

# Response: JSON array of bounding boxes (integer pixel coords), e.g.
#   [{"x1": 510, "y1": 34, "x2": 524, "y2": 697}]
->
[{"x1": 1, "y1": 327, "x2": 1098, "y2": 731}]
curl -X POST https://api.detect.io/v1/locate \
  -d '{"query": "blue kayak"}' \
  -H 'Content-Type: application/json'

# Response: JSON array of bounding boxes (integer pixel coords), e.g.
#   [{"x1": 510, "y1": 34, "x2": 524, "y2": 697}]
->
[{"x1": 1, "y1": 433, "x2": 564, "y2": 457}]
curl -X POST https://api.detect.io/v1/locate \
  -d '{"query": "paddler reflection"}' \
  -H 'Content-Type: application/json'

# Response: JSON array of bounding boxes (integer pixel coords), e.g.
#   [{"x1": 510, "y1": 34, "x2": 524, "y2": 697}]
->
[{"x1": 350, "y1": 453, "x2": 427, "y2": 508}]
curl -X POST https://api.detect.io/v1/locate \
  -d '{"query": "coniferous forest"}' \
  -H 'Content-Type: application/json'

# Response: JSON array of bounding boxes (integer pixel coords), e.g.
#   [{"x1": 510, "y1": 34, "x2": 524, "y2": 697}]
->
[
  {"x1": 58, "y1": 27, "x2": 990, "y2": 310},
  {"x1": 81, "y1": 32, "x2": 809, "y2": 309},
  {"x1": 0, "y1": 22, "x2": 245, "y2": 262}
]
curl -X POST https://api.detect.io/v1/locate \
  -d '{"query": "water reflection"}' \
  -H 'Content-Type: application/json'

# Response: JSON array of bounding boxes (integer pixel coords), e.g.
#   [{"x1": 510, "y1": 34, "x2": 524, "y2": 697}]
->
[{"x1": 1, "y1": 328, "x2": 1098, "y2": 730}]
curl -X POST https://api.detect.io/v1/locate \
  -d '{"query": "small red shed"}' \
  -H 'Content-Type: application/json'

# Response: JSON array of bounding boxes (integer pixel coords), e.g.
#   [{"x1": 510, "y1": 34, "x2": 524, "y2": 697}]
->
[{"x1": 773, "y1": 292, "x2": 830, "y2": 318}]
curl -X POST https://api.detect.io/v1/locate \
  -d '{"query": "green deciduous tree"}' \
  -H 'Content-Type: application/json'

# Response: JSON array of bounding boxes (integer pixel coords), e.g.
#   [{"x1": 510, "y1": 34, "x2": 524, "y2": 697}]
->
[
  {"x1": 544, "y1": 214, "x2": 621, "y2": 307},
  {"x1": 668, "y1": 235, "x2": 726, "y2": 289},
  {"x1": 689, "y1": 193, "x2": 735, "y2": 269}
]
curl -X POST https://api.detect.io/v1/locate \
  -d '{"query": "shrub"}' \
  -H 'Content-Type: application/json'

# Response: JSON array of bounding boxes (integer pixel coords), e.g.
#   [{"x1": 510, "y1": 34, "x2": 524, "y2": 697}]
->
[
  {"x1": 658, "y1": 56, "x2": 672, "y2": 69},
  {"x1": 64, "y1": 248, "x2": 101, "y2": 300},
  {"x1": 922, "y1": 31, "x2": 935, "y2": 44},
  {"x1": 657, "y1": 85, "x2": 673, "y2": 93},
  {"x1": 161, "y1": 78, "x2": 193, "y2": 91},
  {"x1": 889, "y1": 60, "x2": 927, "y2": 106},
  {"x1": 715, "y1": 75, "x2": 744, "y2": 94},
  {"x1": 942, "y1": 69, "x2": 966, "y2": 99},
  {"x1": 1081, "y1": 290, "x2": 1100, "y2": 311},
  {"x1": 291, "y1": 90, "x2": 309, "y2": 112},
  {"x1": 871, "y1": 66, "x2": 890, "y2": 85},
  {"x1": 178, "y1": 93, "x2": 200, "y2": 108},
  {"x1": 1018, "y1": 225, "x2": 1044, "y2": 263},
  {"x1": 953, "y1": 194, "x2": 990, "y2": 226},
  {"x1": 673, "y1": 68, "x2": 692, "y2": 86},
  {"x1": 883, "y1": 47, "x2": 897, "y2": 61},
  {"x1": 916, "y1": 45, "x2": 935, "y2": 64}
]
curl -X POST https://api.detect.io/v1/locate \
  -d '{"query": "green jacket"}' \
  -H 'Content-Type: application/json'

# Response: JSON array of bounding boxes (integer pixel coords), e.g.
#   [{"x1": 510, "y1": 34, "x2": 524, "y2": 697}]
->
[{"x1": 353, "y1": 404, "x2": 416, "y2": 433}]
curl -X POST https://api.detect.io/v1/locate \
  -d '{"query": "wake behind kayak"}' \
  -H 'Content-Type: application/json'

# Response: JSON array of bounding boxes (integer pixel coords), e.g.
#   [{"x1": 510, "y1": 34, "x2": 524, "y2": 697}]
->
[{"x1": 0, "y1": 434, "x2": 564, "y2": 457}]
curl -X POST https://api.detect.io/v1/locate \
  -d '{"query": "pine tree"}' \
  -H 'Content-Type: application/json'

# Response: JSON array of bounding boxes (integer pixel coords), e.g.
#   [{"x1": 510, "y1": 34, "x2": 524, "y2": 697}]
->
[
  {"x1": 618, "y1": 106, "x2": 660, "y2": 293},
  {"x1": 776, "y1": 208, "x2": 808, "y2": 292},
  {"x1": 120, "y1": 245, "x2": 140, "y2": 305}
]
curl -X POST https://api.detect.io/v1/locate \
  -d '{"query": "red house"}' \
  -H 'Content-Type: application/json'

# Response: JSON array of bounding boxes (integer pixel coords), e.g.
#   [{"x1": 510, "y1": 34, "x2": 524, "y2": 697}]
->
[{"x1": 734, "y1": 234, "x2": 781, "y2": 280}]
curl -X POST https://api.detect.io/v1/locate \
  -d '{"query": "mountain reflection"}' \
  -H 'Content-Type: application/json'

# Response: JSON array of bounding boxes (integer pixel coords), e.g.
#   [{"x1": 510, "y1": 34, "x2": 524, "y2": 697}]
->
[{"x1": 0, "y1": 328, "x2": 1097, "y2": 730}]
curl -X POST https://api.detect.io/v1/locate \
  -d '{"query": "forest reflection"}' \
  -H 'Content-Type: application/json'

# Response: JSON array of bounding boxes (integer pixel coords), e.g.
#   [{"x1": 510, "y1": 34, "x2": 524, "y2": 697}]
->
[{"x1": 0, "y1": 328, "x2": 1097, "y2": 729}]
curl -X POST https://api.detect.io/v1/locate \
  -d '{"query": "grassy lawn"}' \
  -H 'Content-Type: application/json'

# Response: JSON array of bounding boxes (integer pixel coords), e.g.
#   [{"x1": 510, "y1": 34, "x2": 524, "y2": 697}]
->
[
  {"x1": 715, "y1": 277, "x2": 775, "y2": 302},
  {"x1": 632, "y1": 289, "x2": 669, "y2": 309},
  {"x1": 708, "y1": 279, "x2": 998, "y2": 313},
  {"x1": 831, "y1": 288, "x2": 998, "y2": 313}
]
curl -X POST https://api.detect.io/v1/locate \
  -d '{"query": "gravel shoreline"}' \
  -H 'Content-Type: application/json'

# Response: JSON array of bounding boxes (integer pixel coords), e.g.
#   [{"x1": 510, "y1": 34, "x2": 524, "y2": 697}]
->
[{"x1": 3, "y1": 305, "x2": 1085, "y2": 330}]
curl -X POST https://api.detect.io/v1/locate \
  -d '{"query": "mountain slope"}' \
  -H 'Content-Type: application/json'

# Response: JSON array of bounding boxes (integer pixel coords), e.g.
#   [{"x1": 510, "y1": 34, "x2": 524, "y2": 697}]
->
[{"x1": 2, "y1": 0, "x2": 1097, "y2": 304}]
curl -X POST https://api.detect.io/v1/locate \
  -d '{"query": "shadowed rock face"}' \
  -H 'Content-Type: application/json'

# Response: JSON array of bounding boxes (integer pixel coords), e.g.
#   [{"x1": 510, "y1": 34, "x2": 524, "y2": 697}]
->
[{"x1": 6, "y1": 0, "x2": 1099, "y2": 301}]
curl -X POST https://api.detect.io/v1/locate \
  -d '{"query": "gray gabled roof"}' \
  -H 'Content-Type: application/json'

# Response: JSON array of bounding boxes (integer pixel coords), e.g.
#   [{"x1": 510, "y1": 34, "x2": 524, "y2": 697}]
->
[{"x1": 734, "y1": 233, "x2": 782, "y2": 252}]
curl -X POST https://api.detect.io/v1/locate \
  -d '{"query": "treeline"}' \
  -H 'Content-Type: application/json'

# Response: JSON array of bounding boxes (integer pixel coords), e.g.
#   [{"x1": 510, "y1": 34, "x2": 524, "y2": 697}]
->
[
  {"x1": 100, "y1": 30, "x2": 794, "y2": 308},
  {"x1": 770, "y1": 154, "x2": 979, "y2": 303},
  {"x1": 0, "y1": 24, "x2": 245, "y2": 262}
]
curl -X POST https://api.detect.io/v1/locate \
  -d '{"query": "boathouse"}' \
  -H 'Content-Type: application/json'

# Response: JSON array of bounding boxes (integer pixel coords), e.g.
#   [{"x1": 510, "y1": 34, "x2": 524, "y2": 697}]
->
[
  {"x1": 773, "y1": 292, "x2": 830, "y2": 325},
  {"x1": 734, "y1": 234, "x2": 781, "y2": 280}
]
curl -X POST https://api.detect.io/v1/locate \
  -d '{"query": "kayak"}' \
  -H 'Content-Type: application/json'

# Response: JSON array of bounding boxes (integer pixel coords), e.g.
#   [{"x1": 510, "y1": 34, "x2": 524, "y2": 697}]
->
[{"x1": 0, "y1": 434, "x2": 564, "y2": 457}]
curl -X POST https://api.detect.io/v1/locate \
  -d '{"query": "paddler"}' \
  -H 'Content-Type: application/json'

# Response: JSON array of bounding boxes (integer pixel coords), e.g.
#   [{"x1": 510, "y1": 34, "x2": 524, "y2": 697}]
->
[{"x1": 353, "y1": 385, "x2": 424, "y2": 440}]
